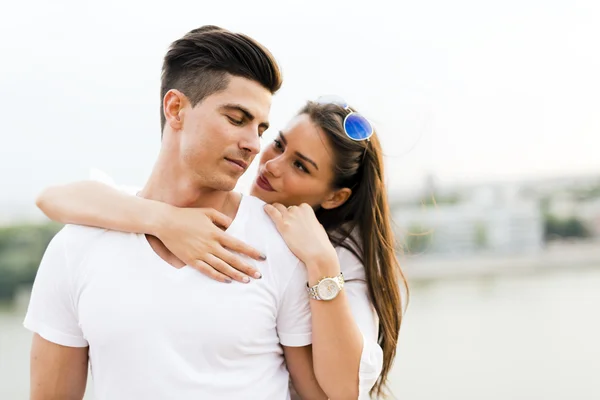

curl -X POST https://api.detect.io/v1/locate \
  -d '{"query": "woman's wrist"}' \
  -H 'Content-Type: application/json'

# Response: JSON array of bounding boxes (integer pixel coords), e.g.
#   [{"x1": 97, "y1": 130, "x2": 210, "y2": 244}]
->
[
  {"x1": 146, "y1": 200, "x2": 175, "y2": 238},
  {"x1": 305, "y1": 251, "x2": 341, "y2": 286}
]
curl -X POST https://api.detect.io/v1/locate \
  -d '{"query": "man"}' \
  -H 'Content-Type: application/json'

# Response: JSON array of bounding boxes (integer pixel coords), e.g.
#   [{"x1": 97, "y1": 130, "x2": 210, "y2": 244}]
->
[{"x1": 24, "y1": 26, "x2": 325, "y2": 399}]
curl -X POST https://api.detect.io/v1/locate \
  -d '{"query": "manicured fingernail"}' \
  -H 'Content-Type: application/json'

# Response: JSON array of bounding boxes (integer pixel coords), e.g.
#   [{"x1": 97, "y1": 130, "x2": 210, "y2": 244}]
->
[
  {"x1": 242, "y1": 276, "x2": 250, "y2": 283},
  {"x1": 225, "y1": 278, "x2": 232, "y2": 284},
  {"x1": 254, "y1": 272, "x2": 262, "y2": 279},
  {"x1": 259, "y1": 254, "x2": 267, "y2": 260}
]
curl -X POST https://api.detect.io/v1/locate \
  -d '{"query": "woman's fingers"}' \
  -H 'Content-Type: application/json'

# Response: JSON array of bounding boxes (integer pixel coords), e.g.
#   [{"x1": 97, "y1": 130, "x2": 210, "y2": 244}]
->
[
  {"x1": 192, "y1": 250, "x2": 262, "y2": 283},
  {"x1": 203, "y1": 253, "x2": 252, "y2": 283},
  {"x1": 215, "y1": 247, "x2": 263, "y2": 280},
  {"x1": 190, "y1": 260, "x2": 233, "y2": 283},
  {"x1": 264, "y1": 203, "x2": 286, "y2": 230},
  {"x1": 221, "y1": 233, "x2": 266, "y2": 262},
  {"x1": 271, "y1": 203, "x2": 287, "y2": 215},
  {"x1": 204, "y1": 208, "x2": 233, "y2": 230}
]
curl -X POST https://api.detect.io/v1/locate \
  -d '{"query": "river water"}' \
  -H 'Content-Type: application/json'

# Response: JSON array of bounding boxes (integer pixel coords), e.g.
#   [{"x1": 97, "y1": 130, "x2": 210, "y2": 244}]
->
[{"x1": 1, "y1": 268, "x2": 599, "y2": 399}]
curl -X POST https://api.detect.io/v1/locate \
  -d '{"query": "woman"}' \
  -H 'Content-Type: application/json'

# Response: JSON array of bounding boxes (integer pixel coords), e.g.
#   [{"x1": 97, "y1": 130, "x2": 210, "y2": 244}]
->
[{"x1": 37, "y1": 97, "x2": 408, "y2": 399}]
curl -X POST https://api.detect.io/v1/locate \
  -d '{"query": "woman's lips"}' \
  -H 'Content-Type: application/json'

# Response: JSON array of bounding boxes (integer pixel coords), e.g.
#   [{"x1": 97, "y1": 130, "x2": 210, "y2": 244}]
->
[{"x1": 256, "y1": 173, "x2": 274, "y2": 191}]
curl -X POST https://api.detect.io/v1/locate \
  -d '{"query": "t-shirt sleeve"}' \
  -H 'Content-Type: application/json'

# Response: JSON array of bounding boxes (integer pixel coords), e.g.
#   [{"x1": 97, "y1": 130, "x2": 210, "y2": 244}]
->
[
  {"x1": 23, "y1": 228, "x2": 88, "y2": 348},
  {"x1": 276, "y1": 262, "x2": 312, "y2": 347}
]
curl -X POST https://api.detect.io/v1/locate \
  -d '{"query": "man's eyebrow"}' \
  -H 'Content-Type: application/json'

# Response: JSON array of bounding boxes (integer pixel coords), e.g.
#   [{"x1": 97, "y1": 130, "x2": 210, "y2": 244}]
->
[
  {"x1": 279, "y1": 132, "x2": 318, "y2": 170},
  {"x1": 221, "y1": 104, "x2": 270, "y2": 131}
]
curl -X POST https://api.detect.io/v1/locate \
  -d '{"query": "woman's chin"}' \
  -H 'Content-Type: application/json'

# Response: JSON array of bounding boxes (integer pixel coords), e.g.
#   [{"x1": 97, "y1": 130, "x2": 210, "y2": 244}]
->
[
  {"x1": 249, "y1": 185, "x2": 266, "y2": 201},
  {"x1": 250, "y1": 185, "x2": 280, "y2": 204}
]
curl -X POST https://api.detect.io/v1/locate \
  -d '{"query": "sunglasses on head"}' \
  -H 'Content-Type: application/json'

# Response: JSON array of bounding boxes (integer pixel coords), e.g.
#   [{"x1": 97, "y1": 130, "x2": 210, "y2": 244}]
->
[{"x1": 316, "y1": 95, "x2": 374, "y2": 141}]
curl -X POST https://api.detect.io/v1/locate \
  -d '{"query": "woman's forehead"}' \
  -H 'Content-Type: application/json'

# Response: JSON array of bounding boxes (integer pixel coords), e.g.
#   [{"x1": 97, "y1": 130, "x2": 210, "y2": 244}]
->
[{"x1": 282, "y1": 114, "x2": 335, "y2": 170}]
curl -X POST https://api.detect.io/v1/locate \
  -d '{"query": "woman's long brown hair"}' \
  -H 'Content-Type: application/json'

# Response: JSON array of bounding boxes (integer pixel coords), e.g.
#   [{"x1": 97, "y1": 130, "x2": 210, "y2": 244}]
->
[{"x1": 300, "y1": 101, "x2": 409, "y2": 398}]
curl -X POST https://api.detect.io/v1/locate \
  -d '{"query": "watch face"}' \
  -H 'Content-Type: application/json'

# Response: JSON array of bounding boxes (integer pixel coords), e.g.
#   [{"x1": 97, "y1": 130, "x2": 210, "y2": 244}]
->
[{"x1": 317, "y1": 278, "x2": 340, "y2": 300}]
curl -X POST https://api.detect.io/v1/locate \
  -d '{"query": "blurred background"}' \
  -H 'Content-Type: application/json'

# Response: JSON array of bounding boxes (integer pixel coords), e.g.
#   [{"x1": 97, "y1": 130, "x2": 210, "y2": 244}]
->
[{"x1": 1, "y1": 0, "x2": 599, "y2": 398}]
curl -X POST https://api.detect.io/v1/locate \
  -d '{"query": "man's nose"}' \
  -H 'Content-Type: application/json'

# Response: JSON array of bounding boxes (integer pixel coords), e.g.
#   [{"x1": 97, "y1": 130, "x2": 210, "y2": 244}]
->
[{"x1": 239, "y1": 128, "x2": 261, "y2": 156}]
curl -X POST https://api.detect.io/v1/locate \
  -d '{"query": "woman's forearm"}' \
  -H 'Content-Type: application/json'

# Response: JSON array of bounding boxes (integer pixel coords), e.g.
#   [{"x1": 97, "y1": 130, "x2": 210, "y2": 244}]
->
[
  {"x1": 306, "y1": 257, "x2": 363, "y2": 399},
  {"x1": 36, "y1": 181, "x2": 169, "y2": 236}
]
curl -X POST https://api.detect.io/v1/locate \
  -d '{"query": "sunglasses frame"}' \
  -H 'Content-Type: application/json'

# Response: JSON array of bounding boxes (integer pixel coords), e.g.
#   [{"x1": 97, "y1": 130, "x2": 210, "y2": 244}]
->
[{"x1": 316, "y1": 95, "x2": 374, "y2": 142}]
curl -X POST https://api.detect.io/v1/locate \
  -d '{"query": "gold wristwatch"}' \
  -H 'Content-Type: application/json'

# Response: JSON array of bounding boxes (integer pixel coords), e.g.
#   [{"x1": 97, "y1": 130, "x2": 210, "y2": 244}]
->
[{"x1": 306, "y1": 272, "x2": 344, "y2": 301}]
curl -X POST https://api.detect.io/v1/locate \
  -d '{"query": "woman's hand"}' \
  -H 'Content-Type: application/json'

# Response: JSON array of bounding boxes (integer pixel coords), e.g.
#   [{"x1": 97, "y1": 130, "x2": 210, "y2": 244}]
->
[
  {"x1": 156, "y1": 206, "x2": 265, "y2": 283},
  {"x1": 263, "y1": 203, "x2": 338, "y2": 266}
]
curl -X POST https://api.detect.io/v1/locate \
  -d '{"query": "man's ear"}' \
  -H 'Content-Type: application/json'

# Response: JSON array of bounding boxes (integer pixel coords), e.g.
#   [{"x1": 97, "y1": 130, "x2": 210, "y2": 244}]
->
[
  {"x1": 320, "y1": 188, "x2": 352, "y2": 210},
  {"x1": 163, "y1": 89, "x2": 187, "y2": 131}
]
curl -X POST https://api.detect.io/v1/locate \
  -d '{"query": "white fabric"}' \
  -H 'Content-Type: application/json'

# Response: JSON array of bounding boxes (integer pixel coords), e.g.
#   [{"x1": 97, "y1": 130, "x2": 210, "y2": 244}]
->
[
  {"x1": 33, "y1": 169, "x2": 384, "y2": 397},
  {"x1": 24, "y1": 195, "x2": 312, "y2": 400},
  {"x1": 335, "y1": 245, "x2": 384, "y2": 398},
  {"x1": 92, "y1": 169, "x2": 386, "y2": 397}
]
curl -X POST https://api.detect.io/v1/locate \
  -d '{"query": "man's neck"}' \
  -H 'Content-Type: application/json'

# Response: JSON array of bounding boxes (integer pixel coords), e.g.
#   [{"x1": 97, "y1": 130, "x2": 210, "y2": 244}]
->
[
  {"x1": 137, "y1": 154, "x2": 242, "y2": 269},
  {"x1": 138, "y1": 152, "x2": 241, "y2": 219}
]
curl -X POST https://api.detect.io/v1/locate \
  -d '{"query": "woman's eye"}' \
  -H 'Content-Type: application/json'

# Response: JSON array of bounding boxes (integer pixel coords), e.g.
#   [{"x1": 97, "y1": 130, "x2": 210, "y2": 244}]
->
[
  {"x1": 273, "y1": 139, "x2": 283, "y2": 150},
  {"x1": 294, "y1": 161, "x2": 308, "y2": 173}
]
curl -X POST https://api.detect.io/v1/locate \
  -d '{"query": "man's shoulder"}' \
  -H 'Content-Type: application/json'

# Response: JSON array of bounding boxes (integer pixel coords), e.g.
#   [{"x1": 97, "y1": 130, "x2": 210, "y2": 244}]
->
[
  {"x1": 53, "y1": 224, "x2": 108, "y2": 246},
  {"x1": 236, "y1": 195, "x2": 274, "y2": 231},
  {"x1": 52, "y1": 225, "x2": 131, "y2": 266},
  {"x1": 239, "y1": 194, "x2": 268, "y2": 210},
  {"x1": 235, "y1": 196, "x2": 298, "y2": 263}
]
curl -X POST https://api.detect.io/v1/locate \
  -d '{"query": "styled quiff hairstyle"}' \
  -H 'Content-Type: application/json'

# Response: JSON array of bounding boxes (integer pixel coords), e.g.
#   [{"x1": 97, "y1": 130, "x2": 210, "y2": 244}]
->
[{"x1": 159, "y1": 25, "x2": 282, "y2": 134}]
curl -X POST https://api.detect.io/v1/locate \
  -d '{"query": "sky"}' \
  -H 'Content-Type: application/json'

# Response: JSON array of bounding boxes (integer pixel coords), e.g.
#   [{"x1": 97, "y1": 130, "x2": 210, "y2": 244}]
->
[{"x1": 1, "y1": 0, "x2": 599, "y2": 218}]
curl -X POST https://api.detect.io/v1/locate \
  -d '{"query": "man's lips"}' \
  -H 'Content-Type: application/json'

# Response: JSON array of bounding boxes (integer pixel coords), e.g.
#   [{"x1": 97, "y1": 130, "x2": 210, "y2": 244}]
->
[
  {"x1": 225, "y1": 158, "x2": 248, "y2": 171},
  {"x1": 256, "y1": 173, "x2": 274, "y2": 191}
]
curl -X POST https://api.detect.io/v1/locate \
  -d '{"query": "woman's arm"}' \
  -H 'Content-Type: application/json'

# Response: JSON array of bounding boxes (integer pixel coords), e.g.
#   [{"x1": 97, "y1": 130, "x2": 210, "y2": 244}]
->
[
  {"x1": 36, "y1": 181, "x2": 265, "y2": 283},
  {"x1": 37, "y1": 180, "x2": 168, "y2": 234},
  {"x1": 306, "y1": 254, "x2": 383, "y2": 399},
  {"x1": 265, "y1": 203, "x2": 381, "y2": 399},
  {"x1": 304, "y1": 255, "x2": 364, "y2": 399}
]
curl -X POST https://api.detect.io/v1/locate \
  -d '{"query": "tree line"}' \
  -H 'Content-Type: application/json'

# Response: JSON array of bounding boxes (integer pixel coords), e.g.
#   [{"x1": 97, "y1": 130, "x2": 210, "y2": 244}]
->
[{"x1": 0, "y1": 222, "x2": 62, "y2": 301}]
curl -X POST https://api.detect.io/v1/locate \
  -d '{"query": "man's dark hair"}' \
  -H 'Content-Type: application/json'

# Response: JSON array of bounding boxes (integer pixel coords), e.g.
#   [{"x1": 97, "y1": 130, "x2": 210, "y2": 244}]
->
[{"x1": 159, "y1": 25, "x2": 282, "y2": 133}]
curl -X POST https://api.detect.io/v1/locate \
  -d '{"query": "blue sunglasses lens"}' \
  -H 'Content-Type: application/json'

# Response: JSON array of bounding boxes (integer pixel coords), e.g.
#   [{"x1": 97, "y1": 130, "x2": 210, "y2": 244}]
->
[{"x1": 344, "y1": 113, "x2": 373, "y2": 141}]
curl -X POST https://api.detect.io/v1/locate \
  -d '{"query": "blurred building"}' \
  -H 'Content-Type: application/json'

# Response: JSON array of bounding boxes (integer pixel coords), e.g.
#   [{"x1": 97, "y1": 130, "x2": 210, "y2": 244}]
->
[{"x1": 392, "y1": 183, "x2": 544, "y2": 257}]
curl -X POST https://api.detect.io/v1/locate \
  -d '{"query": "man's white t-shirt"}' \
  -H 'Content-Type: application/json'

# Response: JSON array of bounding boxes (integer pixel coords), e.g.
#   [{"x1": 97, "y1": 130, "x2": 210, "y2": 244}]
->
[{"x1": 24, "y1": 195, "x2": 312, "y2": 400}]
